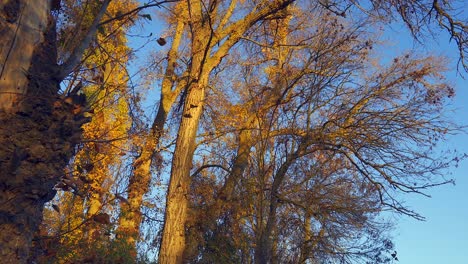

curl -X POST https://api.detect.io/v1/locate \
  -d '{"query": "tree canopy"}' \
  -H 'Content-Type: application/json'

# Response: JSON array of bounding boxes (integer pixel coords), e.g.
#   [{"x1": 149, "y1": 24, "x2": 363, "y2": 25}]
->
[{"x1": 0, "y1": 0, "x2": 466, "y2": 263}]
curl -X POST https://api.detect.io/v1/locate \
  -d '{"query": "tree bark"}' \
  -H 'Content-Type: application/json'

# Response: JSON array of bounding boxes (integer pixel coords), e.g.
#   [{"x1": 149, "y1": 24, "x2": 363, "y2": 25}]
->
[
  {"x1": 0, "y1": 0, "x2": 110, "y2": 261},
  {"x1": 158, "y1": 1, "x2": 297, "y2": 262},
  {"x1": 158, "y1": 60, "x2": 209, "y2": 264},
  {"x1": 0, "y1": 1, "x2": 89, "y2": 262},
  {"x1": 158, "y1": 83, "x2": 206, "y2": 263},
  {"x1": 117, "y1": 110, "x2": 161, "y2": 248},
  {"x1": 117, "y1": 15, "x2": 185, "y2": 252}
]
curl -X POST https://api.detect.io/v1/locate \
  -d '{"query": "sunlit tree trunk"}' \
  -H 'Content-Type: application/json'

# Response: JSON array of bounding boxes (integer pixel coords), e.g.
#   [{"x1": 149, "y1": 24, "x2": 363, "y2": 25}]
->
[
  {"x1": 117, "y1": 14, "x2": 185, "y2": 252},
  {"x1": 158, "y1": 79, "x2": 207, "y2": 263},
  {"x1": 159, "y1": 1, "x2": 296, "y2": 262},
  {"x1": 158, "y1": 3, "x2": 210, "y2": 261},
  {"x1": 117, "y1": 110, "x2": 161, "y2": 249},
  {"x1": 0, "y1": 1, "x2": 88, "y2": 262}
]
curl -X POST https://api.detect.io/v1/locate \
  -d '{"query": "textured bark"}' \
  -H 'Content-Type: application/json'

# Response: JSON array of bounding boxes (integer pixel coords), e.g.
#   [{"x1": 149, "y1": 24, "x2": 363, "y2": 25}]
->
[
  {"x1": 0, "y1": 1, "x2": 89, "y2": 262},
  {"x1": 117, "y1": 114, "x2": 160, "y2": 248},
  {"x1": 0, "y1": 106, "x2": 85, "y2": 263},
  {"x1": 158, "y1": 81, "x2": 206, "y2": 264},
  {"x1": 0, "y1": 0, "x2": 49, "y2": 112},
  {"x1": 158, "y1": 4, "x2": 211, "y2": 261},
  {"x1": 159, "y1": 1, "x2": 297, "y2": 262},
  {"x1": 158, "y1": 47, "x2": 209, "y2": 264},
  {"x1": 117, "y1": 15, "x2": 185, "y2": 252}
]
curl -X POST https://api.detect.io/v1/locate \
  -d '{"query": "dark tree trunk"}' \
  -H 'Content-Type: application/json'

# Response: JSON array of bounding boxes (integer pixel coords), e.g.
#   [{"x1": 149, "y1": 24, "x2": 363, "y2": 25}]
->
[{"x1": 0, "y1": 1, "x2": 89, "y2": 262}]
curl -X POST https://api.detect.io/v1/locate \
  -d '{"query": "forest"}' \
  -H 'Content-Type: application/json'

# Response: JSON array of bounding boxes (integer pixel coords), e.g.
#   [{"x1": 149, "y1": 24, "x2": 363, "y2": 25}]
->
[{"x1": 0, "y1": 0, "x2": 467, "y2": 263}]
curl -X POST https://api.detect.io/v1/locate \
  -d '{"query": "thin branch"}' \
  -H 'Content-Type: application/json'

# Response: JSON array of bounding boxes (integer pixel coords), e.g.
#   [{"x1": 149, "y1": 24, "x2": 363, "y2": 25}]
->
[
  {"x1": 190, "y1": 164, "x2": 230, "y2": 177},
  {"x1": 98, "y1": 0, "x2": 180, "y2": 26}
]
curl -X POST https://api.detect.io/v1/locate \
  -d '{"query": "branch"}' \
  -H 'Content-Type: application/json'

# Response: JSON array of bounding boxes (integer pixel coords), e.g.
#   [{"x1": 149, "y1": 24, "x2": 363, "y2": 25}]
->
[
  {"x1": 56, "y1": 0, "x2": 111, "y2": 81},
  {"x1": 190, "y1": 164, "x2": 230, "y2": 177},
  {"x1": 431, "y1": 0, "x2": 468, "y2": 72},
  {"x1": 98, "y1": 0, "x2": 180, "y2": 26}
]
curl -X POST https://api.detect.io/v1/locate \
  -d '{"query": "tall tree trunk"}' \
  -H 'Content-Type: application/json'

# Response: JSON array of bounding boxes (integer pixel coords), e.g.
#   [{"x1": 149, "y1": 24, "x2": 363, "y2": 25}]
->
[
  {"x1": 158, "y1": 1, "x2": 296, "y2": 262},
  {"x1": 158, "y1": 2, "x2": 213, "y2": 261},
  {"x1": 256, "y1": 143, "x2": 303, "y2": 264},
  {"x1": 0, "y1": 1, "x2": 89, "y2": 262},
  {"x1": 117, "y1": 16, "x2": 185, "y2": 252},
  {"x1": 117, "y1": 110, "x2": 161, "y2": 248},
  {"x1": 158, "y1": 71, "x2": 209, "y2": 264},
  {"x1": 187, "y1": 9, "x2": 294, "y2": 260}
]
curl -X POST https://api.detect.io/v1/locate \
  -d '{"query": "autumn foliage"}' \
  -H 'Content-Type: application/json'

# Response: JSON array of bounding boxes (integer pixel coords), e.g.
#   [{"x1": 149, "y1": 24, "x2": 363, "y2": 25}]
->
[{"x1": 0, "y1": 0, "x2": 467, "y2": 263}]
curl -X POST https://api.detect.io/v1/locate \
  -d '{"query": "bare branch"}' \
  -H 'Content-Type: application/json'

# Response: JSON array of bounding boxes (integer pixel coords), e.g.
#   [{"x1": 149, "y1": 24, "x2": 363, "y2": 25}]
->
[
  {"x1": 56, "y1": 0, "x2": 111, "y2": 80},
  {"x1": 191, "y1": 164, "x2": 231, "y2": 178}
]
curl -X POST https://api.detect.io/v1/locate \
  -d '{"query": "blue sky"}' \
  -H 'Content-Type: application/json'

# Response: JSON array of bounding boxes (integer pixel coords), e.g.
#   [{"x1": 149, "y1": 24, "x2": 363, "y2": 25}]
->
[
  {"x1": 383, "y1": 24, "x2": 468, "y2": 263},
  {"x1": 394, "y1": 138, "x2": 468, "y2": 263},
  {"x1": 393, "y1": 61, "x2": 468, "y2": 263}
]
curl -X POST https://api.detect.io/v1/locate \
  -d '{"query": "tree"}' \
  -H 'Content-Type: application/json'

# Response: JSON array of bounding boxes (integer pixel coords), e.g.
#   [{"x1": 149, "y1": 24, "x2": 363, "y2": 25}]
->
[
  {"x1": 158, "y1": 0, "x2": 466, "y2": 262},
  {"x1": 0, "y1": 0, "x2": 164, "y2": 262},
  {"x1": 157, "y1": 1, "x2": 299, "y2": 263},
  {"x1": 1, "y1": 0, "x2": 466, "y2": 263},
  {"x1": 28, "y1": 1, "x2": 137, "y2": 262},
  {"x1": 0, "y1": 1, "x2": 109, "y2": 262},
  {"x1": 117, "y1": 1, "x2": 186, "y2": 250}
]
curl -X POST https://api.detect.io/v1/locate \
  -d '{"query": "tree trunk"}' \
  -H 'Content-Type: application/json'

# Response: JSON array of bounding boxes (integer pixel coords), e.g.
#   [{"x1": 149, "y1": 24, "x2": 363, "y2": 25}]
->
[
  {"x1": 0, "y1": 1, "x2": 89, "y2": 262},
  {"x1": 117, "y1": 113, "x2": 160, "y2": 248},
  {"x1": 256, "y1": 144, "x2": 302, "y2": 264},
  {"x1": 117, "y1": 15, "x2": 185, "y2": 253},
  {"x1": 158, "y1": 77, "x2": 208, "y2": 263},
  {"x1": 299, "y1": 211, "x2": 312, "y2": 263},
  {"x1": 158, "y1": 1, "x2": 296, "y2": 261}
]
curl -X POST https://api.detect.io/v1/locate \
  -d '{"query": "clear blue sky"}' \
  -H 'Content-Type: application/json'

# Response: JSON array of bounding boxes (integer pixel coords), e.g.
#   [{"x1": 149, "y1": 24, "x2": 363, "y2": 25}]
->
[{"x1": 394, "y1": 127, "x2": 468, "y2": 263}]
